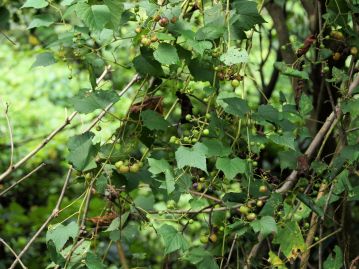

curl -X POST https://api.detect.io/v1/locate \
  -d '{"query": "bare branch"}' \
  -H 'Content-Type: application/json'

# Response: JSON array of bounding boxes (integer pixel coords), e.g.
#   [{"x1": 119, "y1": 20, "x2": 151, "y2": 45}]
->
[
  {"x1": 0, "y1": 66, "x2": 113, "y2": 182},
  {"x1": 9, "y1": 168, "x2": 73, "y2": 269},
  {"x1": 0, "y1": 238, "x2": 27, "y2": 269},
  {"x1": 277, "y1": 74, "x2": 359, "y2": 194},
  {"x1": 2, "y1": 102, "x2": 14, "y2": 169},
  {"x1": 0, "y1": 162, "x2": 46, "y2": 197}
]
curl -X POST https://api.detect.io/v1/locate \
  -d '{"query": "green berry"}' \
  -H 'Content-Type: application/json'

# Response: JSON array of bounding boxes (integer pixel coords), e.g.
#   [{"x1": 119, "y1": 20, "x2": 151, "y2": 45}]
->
[
  {"x1": 130, "y1": 163, "x2": 140, "y2": 173},
  {"x1": 231, "y1": 79, "x2": 240, "y2": 88},
  {"x1": 115, "y1": 160, "x2": 124, "y2": 169},
  {"x1": 185, "y1": 114, "x2": 192, "y2": 121},
  {"x1": 203, "y1": 129, "x2": 209, "y2": 136},
  {"x1": 259, "y1": 185, "x2": 268, "y2": 193},
  {"x1": 246, "y1": 213, "x2": 257, "y2": 221},
  {"x1": 239, "y1": 205, "x2": 250, "y2": 215}
]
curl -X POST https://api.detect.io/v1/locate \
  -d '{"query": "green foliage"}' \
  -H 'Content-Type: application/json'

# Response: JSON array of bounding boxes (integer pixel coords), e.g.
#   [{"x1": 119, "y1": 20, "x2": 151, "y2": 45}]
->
[{"x1": 1, "y1": 0, "x2": 358, "y2": 268}]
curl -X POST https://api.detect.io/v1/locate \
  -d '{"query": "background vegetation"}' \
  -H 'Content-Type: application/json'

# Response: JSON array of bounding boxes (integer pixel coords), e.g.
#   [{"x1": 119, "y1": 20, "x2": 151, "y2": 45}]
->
[{"x1": 0, "y1": 0, "x2": 358, "y2": 268}]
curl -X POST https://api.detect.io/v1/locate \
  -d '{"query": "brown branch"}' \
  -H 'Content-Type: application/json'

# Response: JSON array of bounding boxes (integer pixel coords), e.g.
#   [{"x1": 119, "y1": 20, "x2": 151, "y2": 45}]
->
[
  {"x1": 277, "y1": 74, "x2": 359, "y2": 194},
  {"x1": 0, "y1": 162, "x2": 46, "y2": 197},
  {"x1": 2, "y1": 102, "x2": 14, "y2": 168},
  {"x1": 265, "y1": 2, "x2": 296, "y2": 64},
  {"x1": 0, "y1": 66, "x2": 112, "y2": 182},
  {"x1": 9, "y1": 168, "x2": 73, "y2": 269},
  {"x1": 0, "y1": 238, "x2": 27, "y2": 269},
  {"x1": 116, "y1": 241, "x2": 129, "y2": 269}
]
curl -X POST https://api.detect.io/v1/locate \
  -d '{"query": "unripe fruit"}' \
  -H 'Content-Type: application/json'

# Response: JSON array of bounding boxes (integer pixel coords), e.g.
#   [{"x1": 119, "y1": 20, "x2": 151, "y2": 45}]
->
[
  {"x1": 239, "y1": 205, "x2": 250, "y2": 215},
  {"x1": 322, "y1": 66, "x2": 330, "y2": 73},
  {"x1": 153, "y1": 14, "x2": 161, "y2": 22},
  {"x1": 200, "y1": 235, "x2": 209, "y2": 244},
  {"x1": 252, "y1": 161, "x2": 258, "y2": 167},
  {"x1": 185, "y1": 114, "x2": 192, "y2": 121},
  {"x1": 170, "y1": 136, "x2": 176, "y2": 143},
  {"x1": 304, "y1": 222, "x2": 310, "y2": 228},
  {"x1": 256, "y1": 200, "x2": 264, "y2": 207},
  {"x1": 167, "y1": 200, "x2": 176, "y2": 209},
  {"x1": 332, "y1": 52, "x2": 341, "y2": 61},
  {"x1": 203, "y1": 129, "x2": 209, "y2": 136},
  {"x1": 209, "y1": 233, "x2": 217, "y2": 243},
  {"x1": 96, "y1": 125, "x2": 102, "y2": 131},
  {"x1": 115, "y1": 160, "x2": 124, "y2": 169},
  {"x1": 150, "y1": 35, "x2": 158, "y2": 42},
  {"x1": 130, "y1": 163, "x2": 140, "y2": 173},
  {"x1": 159, "y1": 17, "x2": 169, "y2": 27},
  {"x1": 191, "y1": 138, "x2": 198, "y2": 143},
  {"x1": 192, "y1": 182, "x2": 203, "y2": 191},
  {"x1": 138, "y1": 161, "x2": 144, "y2": 168},
  {"x1": 205, "y1": 113, "x2": 211, "y2": 119},
  {"x1": 118, "y1": 165, "x2": 130, "y2": 173},
  {"x1": 199, "y1": 177, "x2": 205, "y2": 182},
  {"x1": 246, "y1": 213, "x2": 257, "y2": 221},
  {"x1": 188, "y1": 219, "x2": 194, "y2": 224},
  {"x1": 84, "y1": 173, "x2": 92, "y2": 181},
  {"x1": 135, "y1": 27, "x2": 142, "y2": 33},
  {"x1": 141, "y1": 37, "x2": 151, "y2": 46},
  {"x1": 231, "y1": 79, "x2": 240, "y2": 88},
  {"x1": 259, "y1": 185, "x2": 268, "y2": 193},
  {"x1": 350, "y1": 46, "x2": 358, "y2": 56},
  {"x1": 331, "y1": 30, "x2": 344, "y2": 41}
]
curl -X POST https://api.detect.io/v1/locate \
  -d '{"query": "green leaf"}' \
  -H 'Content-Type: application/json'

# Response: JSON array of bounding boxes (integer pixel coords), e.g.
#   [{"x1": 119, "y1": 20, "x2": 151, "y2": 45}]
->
[
  {"x1": 46, "y1": 222, "x2": 79, "y2": 252},
  {"x1": 274, "y1": 62, "x2": 309, "y2": 80},
  {"x1": 202, "y1": 139, "x2": 231, "y2": 157},
  {"x1": 148, "y1": 158, "x2": 171, "y2": 175},
  {"x1": 28, "y1": 14, "x2": 55, "y2": 29},
  {"x1": 268, "y1": 251, "x2": 287, "y2": 269},
  {"x1": 31, "y1": 52, "x2": 56, "y2": 68},
  {"x1": 22, "y1": 0, "x2": 48, "y2": 9},
  {"x1": 0, "y1": 7, "x2": 10, "y2": 30},
  {"x1": 95, "y1": 176, "x2": 107, "y2": 195},
  {"x1": 220, "y1": 47, "x2": 248, "y2": 65},
  {"x1": 250, "y1": 216, "x2": 277, "y2": 237},
  {"x1": 278, "y1": 150, "x2": 301, "y2": 170},
  {"x1": 324, "y1": 245, "x2": 343, "y2": 269},
  {"x1": 195, "y1": 22, "x2": 225, "y2": 40},
  {"x1": 164, "y1": 169, "x2": 175, "y2": 194},
  {"x1": 221, "y1": 97, "x2": 250, "y2": 117},
  {"x1": 153, "y1": 43, "x2": 180, "y2": 65},
  {"x1": 159, "y1": 224, "x2": 189, "y2": 254},
  {"x1": 215, "y1": 157, "x2": 247, "y2": 179},
  {"x1": 133, "y1": 47, "x2": 164, "y2": 77},
  {"x1": 297, "y1": 193, "x2": 324, "y2": 217},
  {"x1": 103, "y1": 0, "x2": 123, "y2": 29},
  {"x1": 184, "y1": 39, "x2": 213, "y2": 55},
  {"x1": 188, "y1": 58, "x2": 214, "y2": 82},
  {"x1": 232, "y1": 0, "x2": 266, "y2": 30},
  {"x1": 156, "y1": 33, "x2": 176, "y2": 41},
  {"x1": 256, "y1": 104, "x2": 280, "y2": 123},
  {"x1": 105, "y1": 212, "x2": 130, "y2": 232},
  {"x1": 273, "y1": 221, "x2": 306, "y2": 259},
  {"x1": 75, "y1": 3, "x2": 111, "y2": 32},
  {"x1": 268, "y1": 133, "x2": 296, "y2": 150},
  {"x1": 299, "y1": 94, "x2": 313, "y2": 116},
  {"x1": 141, "y1": 110, "x2": 169, "y2": 131},
  {"x1": 175, "y1": 143, "x2": 208, "y2": 173},
  {"x1": 342, "y1": 98, "x2": 359, "y2": 118},
  {"x1": 183, "y1": 247, "x2": 219, "y2": 269},
  {"x1": 70, "y1": 89, "x2": 120, "y2": 114},
  {"x1": 67, "y1": 132, "x2": 99, "y2": 171},
  {"x1": 85, "y1": 252, "x2": 105, "y2": 269},
  {"x1": 260, "y1": 193, "x2": 283, "y2": 216}
]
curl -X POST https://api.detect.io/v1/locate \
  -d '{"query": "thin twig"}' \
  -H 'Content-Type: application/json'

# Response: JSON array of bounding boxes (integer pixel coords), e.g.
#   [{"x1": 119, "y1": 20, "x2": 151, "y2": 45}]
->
[
  {"x1": 9, "y1": 168, "x2": 73, "y2": 269},
  {"x1": 0, "y1": 238, "x2": 27, "y2": 269},
  {"x1": 2, "y1": 102, "x2": 14, "y2": 168},
  {"x1": 0, "y1": 163, "x2": 46, "y2": 197},
  {"x1": 0, "y1": 66, "x2": 113, "y2": 182},
  {"x1": 224, "y1": 234, "x2": 238, "y2": 268},
  {"x1": 0, "y1": 30, "x2": 16, "y2": 45},
  {"x1": 277, "y1": 75, "x2": 359, "y2": 194}
]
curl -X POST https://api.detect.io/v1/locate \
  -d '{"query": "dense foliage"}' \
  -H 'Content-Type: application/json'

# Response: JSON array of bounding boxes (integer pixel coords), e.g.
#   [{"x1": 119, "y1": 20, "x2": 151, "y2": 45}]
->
[{"x1": 0, "y1": 0, "x2": 358, "y2": 268}]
